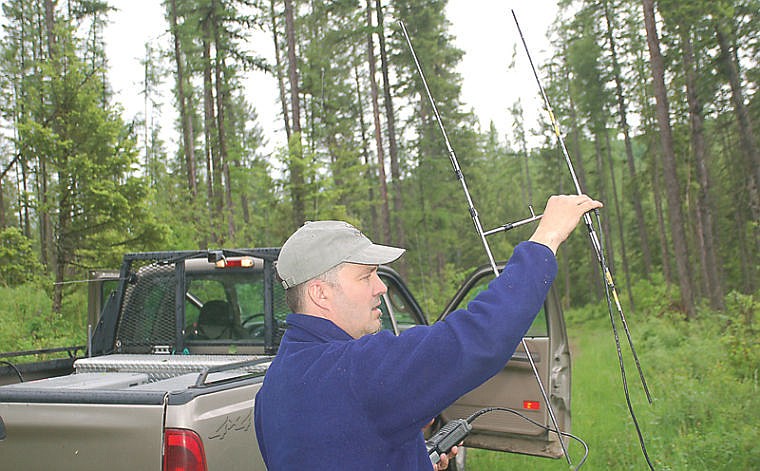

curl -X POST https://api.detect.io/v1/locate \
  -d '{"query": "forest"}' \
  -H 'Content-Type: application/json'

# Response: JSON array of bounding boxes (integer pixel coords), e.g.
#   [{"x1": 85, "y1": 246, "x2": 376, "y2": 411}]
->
[
  {"x1": 0, "y1": 0, "x2": 758, "y2": 468},
  {"x1": 1, "y1": 0, "x2": 757, "y2": 319}
]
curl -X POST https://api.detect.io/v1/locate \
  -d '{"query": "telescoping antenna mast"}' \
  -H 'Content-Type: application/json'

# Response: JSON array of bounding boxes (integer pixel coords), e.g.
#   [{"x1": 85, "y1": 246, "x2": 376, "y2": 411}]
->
[
  {"x1": 510, "y1": 9, "x2": 654, "y2": 470},
  {"x1": 398, "y1": 20, "x2": 572, "y2": 466}
]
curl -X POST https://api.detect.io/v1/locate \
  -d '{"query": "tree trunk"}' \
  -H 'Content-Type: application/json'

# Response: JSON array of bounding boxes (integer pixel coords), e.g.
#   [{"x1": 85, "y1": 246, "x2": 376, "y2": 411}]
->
[
  {"x1": 211, "y1": 1, "x2": 235, "y2": 242},
  {"x1": 16, "y1": 3, "x2": 32, "y2": 239},
  {"x1": 45, "y1": 0, "x2": 64, "y2": 312},
  {"x1": 0, "y1": 177, "x2": 5, "y2": 229},
  {"x1": 354, "y1": 65, "x2": 378, "y2": 235},
  {"x1": 603, "y1": 0, "x2": 652, "y2": 277},
  {"x1": 717, "y1": 125, "x2": 754, "y2": 293},
  {"x1": 642, "y1": 0, "x2": 696, "y2": 319},
  {"x1": 715, "y1": 24, "x2": 760, "y2": 251},
  {"x1": 270, "y1": 0, "x2": 291, "y2": 140},
  {"x1": 593, "y1": 134, "x2": 615, "y2": 277},
  {"x1": 605, "y1": 129, "x2": 635, "y2": 309},
  {"x1": 284, "y1": 0, "x2": 305, "y2": 227},
  {"x1": 170, "y1": 0, "x2": 197, "y2": 198},
  {"x1": 39, "y1": 0, "x2": 55, "y2": 270},
  {"x1": 202, "y1": 28, "x2": 219, "y2": 244},
  {"x1": 375, "y1": 0, "x2": 405, "y2": 248},
  {"x1": 565, "y1": 75, "x2": 602, "y2": 300},
  {"x1": 365, "y1": 0, "x2": 390, "y2": 243},
  {"x1": 635, "y1": 49, "x2": 673, "y2": 286},
  {"x1": 682, "y1": 29, "x2": 724, "y2": 309},
  {"x1": 650, "y1": 137, "x2": 672, "y2": 285},
  {"x1": 1, "y1": 159, "x2": 14, "y2": 229},
  {"x1": 44, "y1": 0, "x2": 56, "y2": 57},
  {"x1": 54, "y1": 170, "x2": 72, "y2": 313}
]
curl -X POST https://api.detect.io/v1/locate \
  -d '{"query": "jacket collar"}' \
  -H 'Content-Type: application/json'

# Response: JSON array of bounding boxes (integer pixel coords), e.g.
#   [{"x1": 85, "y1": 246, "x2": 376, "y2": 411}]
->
[{"x1": 284, "y1": 313, "x2": 354, "y2": 343}]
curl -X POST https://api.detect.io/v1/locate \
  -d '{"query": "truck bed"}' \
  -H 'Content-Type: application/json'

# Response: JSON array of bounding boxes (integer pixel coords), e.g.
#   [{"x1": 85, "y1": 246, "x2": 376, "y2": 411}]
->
[{"x1": 0, "y1": 355, "x2": 271, "y2": 470}]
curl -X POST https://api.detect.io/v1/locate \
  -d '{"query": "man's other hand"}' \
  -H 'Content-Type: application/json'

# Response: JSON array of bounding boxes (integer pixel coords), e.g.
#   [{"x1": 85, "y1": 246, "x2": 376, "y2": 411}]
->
[{"x1": 433, "y1": 445, "x2": 458, "y2": 470}]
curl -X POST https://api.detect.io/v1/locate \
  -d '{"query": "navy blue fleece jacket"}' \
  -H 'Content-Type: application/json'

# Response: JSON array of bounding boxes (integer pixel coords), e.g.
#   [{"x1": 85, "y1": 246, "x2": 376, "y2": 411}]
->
[{"x1": 253, "y1": 241, "x2": 557, "y2": 470}]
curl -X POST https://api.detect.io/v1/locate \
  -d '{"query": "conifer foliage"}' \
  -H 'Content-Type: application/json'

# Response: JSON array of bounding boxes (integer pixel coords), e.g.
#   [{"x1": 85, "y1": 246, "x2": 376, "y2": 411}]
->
[{"x1": 0, "y1": 0, "x2": 757, "y2": 318}]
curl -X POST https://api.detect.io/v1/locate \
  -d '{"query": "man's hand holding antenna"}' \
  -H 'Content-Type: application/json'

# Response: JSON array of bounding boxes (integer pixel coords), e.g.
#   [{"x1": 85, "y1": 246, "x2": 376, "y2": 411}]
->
[{"x1": 529, "y1": 195, "x2": 604, "y2": 254}]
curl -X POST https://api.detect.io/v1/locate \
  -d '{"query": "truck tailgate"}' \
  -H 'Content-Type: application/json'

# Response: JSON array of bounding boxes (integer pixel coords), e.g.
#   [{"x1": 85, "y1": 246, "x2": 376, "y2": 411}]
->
[{"x1": 0, "y1": 398, "x2": 165, "y2": 470}]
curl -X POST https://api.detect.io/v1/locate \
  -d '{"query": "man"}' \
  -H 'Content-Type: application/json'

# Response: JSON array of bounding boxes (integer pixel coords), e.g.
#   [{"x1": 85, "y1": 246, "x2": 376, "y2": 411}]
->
[{"x1": 254, "y1": 194, "x2": 602, "y2": 470}]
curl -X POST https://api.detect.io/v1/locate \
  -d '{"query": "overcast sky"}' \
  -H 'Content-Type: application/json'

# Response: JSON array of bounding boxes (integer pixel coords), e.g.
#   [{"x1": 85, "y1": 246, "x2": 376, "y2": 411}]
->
[{"x1": 103, "y1": 1, "x2": 560, "y2": 154}]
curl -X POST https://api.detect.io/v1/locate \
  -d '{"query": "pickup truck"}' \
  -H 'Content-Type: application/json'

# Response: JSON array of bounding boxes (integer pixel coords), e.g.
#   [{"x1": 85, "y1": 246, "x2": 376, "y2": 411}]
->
[{"x1": 0, "y1": 248, "x2": 571, "y2": 470}]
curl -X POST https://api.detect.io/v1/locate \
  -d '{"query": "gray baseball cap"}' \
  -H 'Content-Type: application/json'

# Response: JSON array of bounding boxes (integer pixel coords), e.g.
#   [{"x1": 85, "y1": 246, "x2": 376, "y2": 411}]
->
[{"x1": 276, "y1": 220, "x2": 405, "y2": 289}]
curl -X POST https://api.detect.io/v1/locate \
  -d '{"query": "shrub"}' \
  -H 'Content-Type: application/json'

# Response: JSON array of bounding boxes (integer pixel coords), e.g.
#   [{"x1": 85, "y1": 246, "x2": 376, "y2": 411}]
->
[
  {"x1": 0, "y1": 227, "x2": 46, "y2": 287},
  {"x1": 720, "y1": 291, "x2": 759, "y2": 380},
  {"x1": 0, "y1": 283, "x2": 85, "y2": 356}
]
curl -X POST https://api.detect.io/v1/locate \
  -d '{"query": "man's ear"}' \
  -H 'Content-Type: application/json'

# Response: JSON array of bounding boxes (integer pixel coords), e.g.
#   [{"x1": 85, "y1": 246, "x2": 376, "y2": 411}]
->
[{"x1": 306, "y1": 279, "x2": 331, "y2": 310}]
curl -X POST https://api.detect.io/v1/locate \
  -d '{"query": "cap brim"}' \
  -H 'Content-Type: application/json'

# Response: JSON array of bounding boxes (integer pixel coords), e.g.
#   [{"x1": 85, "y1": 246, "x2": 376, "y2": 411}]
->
[{"x1": 344, "y1": 243, "x2": 405, "y2": 265}]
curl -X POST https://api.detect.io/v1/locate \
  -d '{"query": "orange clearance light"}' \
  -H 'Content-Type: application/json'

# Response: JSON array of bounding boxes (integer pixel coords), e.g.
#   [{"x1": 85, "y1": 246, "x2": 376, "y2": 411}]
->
[{"x1": 523, "y1": 400, "x2": 541, "y2": 410}]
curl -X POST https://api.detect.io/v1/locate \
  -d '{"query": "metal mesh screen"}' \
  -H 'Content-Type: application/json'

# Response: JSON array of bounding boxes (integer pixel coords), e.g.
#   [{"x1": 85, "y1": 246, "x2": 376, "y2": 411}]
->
[
  {"x1": 107, "y1": 249, "x2": 283, "y2": 354},
  {"x1": 273, "y1": 282, "x2": 288, "y2": 325},
  {"x1": 115, "y1": 260, "x2": 177, "y2": 353}
]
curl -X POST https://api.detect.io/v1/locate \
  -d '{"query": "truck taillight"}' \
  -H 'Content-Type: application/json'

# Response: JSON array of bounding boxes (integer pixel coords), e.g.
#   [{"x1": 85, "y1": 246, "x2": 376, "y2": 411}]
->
[{"x1": 163, "y1": 429, "x2": 208, "y2": 471}]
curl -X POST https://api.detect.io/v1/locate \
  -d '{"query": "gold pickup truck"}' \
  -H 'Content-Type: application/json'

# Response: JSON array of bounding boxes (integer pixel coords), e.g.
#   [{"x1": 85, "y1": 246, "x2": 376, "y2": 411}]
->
[{"x1": 0, "y1": 249, "x2": 571, "y2": 470}]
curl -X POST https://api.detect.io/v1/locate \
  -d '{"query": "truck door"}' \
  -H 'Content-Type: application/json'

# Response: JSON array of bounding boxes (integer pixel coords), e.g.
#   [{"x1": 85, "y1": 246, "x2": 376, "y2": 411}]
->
[
  {"x1": 438, "y1": 263, "x2": 571, "y2": 459},
  {"x1": 378, "y1": 267, "x2": 428, "y2": 335}
]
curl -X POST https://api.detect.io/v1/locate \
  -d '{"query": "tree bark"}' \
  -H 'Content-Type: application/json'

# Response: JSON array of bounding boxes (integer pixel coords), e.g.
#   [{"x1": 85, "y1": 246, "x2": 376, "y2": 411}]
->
[
  {"x1": 40, "y1": 0, "x2": 55, "y2": 270},
  {"x1": 270, "y1": 0, "x2": 291, "y2": 140},
  {"x1": 202, "y1": 25, "x2": 219, "y2": 244},
  {"x1": 211, "y1": 0, "x2": 235, "y2": 242},
  {"x1": 0, "y1": 178, "x2": 5, "y2": 229},
  {"x1": 170, "y1": 0, "x2": 196, "y2": 196},
  {"x1": 565, "y1": 74, "x2": 602, "y2": 300},
  {"x1": 354, "y1": 65, "x2": 378, "y2": 235},
  {"x1": 593, "y1": 134, "x2": 615, "y2": 277},
  {"x1": 44, "y1": 0, "x2": 64, "y2": 312},
  {"x1": 375, "y1": 0, "x2": 405, "y2": 248},
  {"x1": 642, "y1": 0, "x2": 696, "y2": 319},
  {"x1": 365, "y1": 0, "x2": 391, "y2": 243},
  {"x1": 169, "y1": 0, "x2": 197, "y2": 198},
  {"x1": 603, "y1": 0, "x2": 652, "y2": 277},
  {"x1": 715, "y1": 24, "x2": 760, "y2": 249},
  {"x1": 682, "y1": 29, "x2": 724, "y2": 309},
  {"x1": 284, "y1": 0, "x2": 305, "y2": 227},
  {"x1": 605, "y1": 129, "x2": 635, "y2": 309}
]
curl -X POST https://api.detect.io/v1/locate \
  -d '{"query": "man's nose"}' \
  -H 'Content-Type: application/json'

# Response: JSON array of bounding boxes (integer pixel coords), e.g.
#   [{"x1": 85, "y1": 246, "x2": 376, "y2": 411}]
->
[{"x1": 372, "y1": 272, "x2": 387, "y2": 295}]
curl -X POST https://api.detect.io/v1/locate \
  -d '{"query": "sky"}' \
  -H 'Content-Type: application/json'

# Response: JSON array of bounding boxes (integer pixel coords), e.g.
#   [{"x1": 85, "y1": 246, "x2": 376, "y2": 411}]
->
[{"x1": 103, "y1": 1, "x2": 561, "y2": 154}]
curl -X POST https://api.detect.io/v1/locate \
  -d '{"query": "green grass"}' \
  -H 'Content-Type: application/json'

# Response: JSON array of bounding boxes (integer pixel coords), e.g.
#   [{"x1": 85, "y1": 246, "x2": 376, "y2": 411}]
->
[
  {"x1": 2, "y1": 281, "x2": 759, "y2": 470},
  {"x1": 466, "y1": 302, "x2": 760, "y2": 470}
]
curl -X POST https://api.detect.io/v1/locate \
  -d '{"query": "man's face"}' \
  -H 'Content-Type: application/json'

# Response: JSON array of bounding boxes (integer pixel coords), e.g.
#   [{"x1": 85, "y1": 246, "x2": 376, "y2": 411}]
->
[{"x1": 327, "y1": 263, "x2": 387, "y2": 339}]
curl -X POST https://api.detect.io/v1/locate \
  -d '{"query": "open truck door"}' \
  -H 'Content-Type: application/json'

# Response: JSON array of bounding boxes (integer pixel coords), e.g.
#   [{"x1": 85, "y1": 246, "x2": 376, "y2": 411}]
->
[{"x1": 438, "y1": 262, "x2": 571, "y2": 462}]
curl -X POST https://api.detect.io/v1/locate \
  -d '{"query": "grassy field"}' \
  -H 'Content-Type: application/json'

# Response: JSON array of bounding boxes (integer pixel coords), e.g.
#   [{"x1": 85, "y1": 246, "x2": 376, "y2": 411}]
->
[
  {"x1": 466, "y1": 302, "x2": 760, "y2": 470},
  {"x1": 1, "y1": 282, "x2": 758, "y2": 470}
]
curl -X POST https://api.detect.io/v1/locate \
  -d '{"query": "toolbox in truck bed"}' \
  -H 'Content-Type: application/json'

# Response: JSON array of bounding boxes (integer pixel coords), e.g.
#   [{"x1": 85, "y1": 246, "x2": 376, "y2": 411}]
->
[
  {"x1": 74, "y1": 354, "x2": 270, "y2": 381},
  {"x1": 0, "y1": 372, "x2": 149, "y2": 390}
]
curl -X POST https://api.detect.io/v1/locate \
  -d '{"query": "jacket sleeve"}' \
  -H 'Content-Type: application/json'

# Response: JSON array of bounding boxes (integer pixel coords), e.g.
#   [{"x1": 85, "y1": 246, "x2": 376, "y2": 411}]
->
[{"x1": 345, "y1": 241, "x2": 557, "y2": 442}]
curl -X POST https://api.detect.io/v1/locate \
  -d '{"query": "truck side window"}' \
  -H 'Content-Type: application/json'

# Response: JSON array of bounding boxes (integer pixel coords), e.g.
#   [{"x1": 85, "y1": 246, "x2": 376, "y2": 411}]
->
[
  {"x1": 386, "y1": 282, "x2": 417, "y2": 327},
  {"x1": 452, "y1": 276, "x2": 548, "y2": 337},
  {"x1": 379, "y1": 275, "x2": 421, "y2": 334}
]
